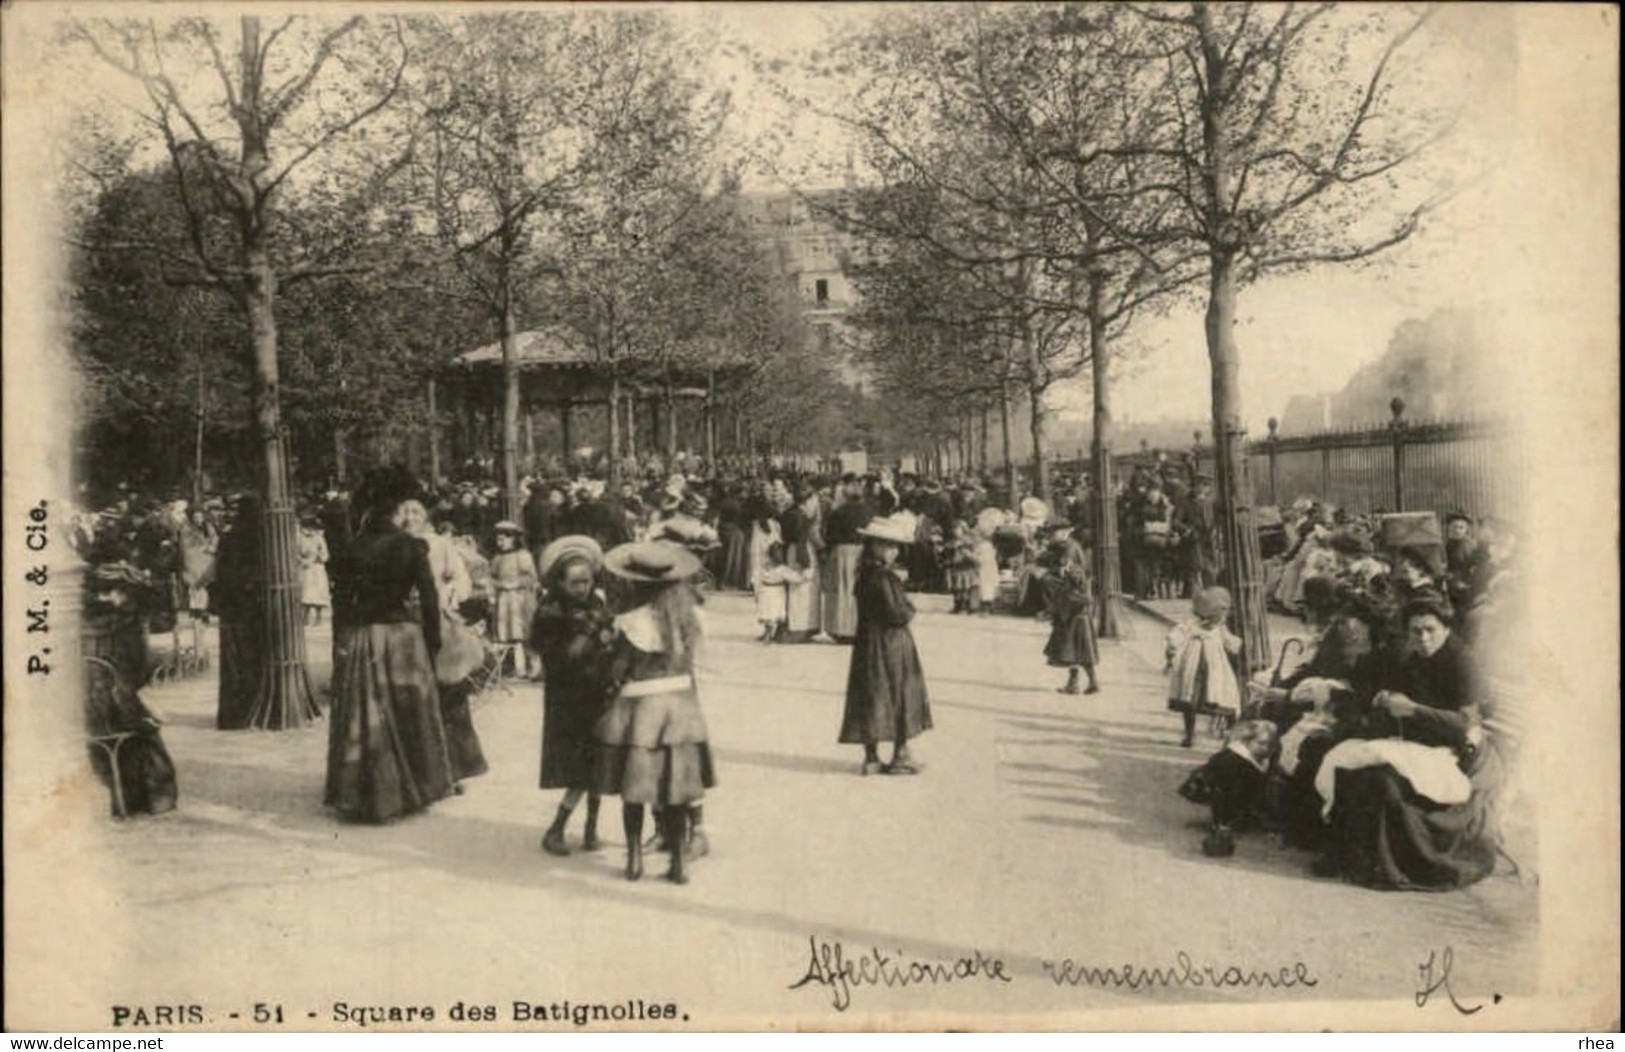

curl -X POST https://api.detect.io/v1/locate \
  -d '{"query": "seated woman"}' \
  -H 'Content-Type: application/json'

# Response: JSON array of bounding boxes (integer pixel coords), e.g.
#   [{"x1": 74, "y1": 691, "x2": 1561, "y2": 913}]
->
[
  {"x1": 1256, "y1": 577, "x2": 1380, "y2": 729},
  {"x1": 83, "y1": 562, "x2": 179, "y2": 817},
  {"x1": 1310, "y1": 596, "x2": 1503, "y2": 890}
]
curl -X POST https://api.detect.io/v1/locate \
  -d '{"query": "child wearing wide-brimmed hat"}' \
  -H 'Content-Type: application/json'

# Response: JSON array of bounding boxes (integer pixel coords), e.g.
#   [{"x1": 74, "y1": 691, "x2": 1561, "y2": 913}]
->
[
  {"x1": 1166, "y1": 586, "x2": 1243, "y2": 747},
  {"x1": 838, "y1": 513, "x2": 934, "y2": 775},
  {"x1": 533, "y1": 535, "x2": 612, "y2": 858},
  {"x1": 592, "y1": 541, "x2": 716, "y2": 885}
]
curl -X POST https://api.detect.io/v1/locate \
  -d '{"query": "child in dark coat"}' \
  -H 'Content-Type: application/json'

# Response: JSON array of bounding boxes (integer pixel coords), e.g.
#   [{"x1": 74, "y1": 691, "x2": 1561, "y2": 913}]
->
[
  {"x1": 838, "y1": 514, "x2": 933, "y2": 776},
  {"x1": 1041, "y1": 532, "x2": 1099, "y2": 695},
  {"x1": 1178, "y1": 719, "x2": 1279, "y2": 856}
]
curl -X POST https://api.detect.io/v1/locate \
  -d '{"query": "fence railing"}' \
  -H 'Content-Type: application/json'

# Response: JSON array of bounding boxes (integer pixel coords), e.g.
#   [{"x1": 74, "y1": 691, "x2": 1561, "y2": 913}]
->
[{"x1": 1095, "y1": 398, "x2": 1524, "y2": 522}]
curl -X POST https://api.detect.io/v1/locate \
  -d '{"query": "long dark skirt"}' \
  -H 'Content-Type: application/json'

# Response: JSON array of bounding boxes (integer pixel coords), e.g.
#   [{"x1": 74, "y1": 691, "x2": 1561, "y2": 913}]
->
[
  {"x1": 439, "y1": 680, "x2": 489, "y2": 781},
  {"x1": 541, "y1": 681, "x2": 601, "y2": 790},
  {"x1": 839, "y1": 627, "x2": 933, "y2": 746},
  {"x1": 1044, "y1": 601, "x2": 1098, "y2": 669},
  {"x1": 325, "y1": 623, "x2": 456, "y2": 823},
  {"x1": 216, "y1": 618, "x2": 261, "y2": 730},
  {"x1": 1322, "y1": 753, "x2": 1502, "y2": 890},
  {"x1": 721, "y1": 526, "x2": 752, "y2": 591}
]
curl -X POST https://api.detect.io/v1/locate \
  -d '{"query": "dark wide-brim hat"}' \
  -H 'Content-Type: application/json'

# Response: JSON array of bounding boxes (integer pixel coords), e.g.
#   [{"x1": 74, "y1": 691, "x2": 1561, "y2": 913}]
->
[{"x1": 603, "y1": 541, "x2": 702, "y2": 583}]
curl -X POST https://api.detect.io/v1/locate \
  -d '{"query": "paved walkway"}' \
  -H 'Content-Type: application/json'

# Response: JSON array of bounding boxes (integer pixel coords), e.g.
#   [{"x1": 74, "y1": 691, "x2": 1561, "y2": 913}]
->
[{"x1": 33, "y1": 594, "x2": 1538, "y2": 1029}]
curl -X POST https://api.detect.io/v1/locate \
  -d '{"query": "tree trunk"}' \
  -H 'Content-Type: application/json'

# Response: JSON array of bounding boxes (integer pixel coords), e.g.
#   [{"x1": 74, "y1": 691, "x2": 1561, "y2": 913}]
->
[
  {"x1": 236, "y1": 16, "x2": 315, "y2": 731},
  {"x1": 333, "y1": 427, "x2": 348, "y2": 486},
  {"x1": 1022, "y1": 324, "x2": 1050, "y2": 504},
  {"x1": 427, "y1": 377, "x2": 441, "y2": 485},
  {"x1": 1206, "y1": 252, "x2": 1269, "y2": 674},
  {"x1": 978, "y1": 403, "x2": 990, "y2": 473},
  {"x1": 664, "y1": 373, "x2": 678, "y2": 463},
  {"x1": 559, "y1": 401, "x2": 573, "y2": 463},
  {"x1": 244, "y1": 247, "x2": 317, "y2": 730},
  {"x1": 1198, "y1": 9, "x2": 1269, "y2": 675},
  {"x1": 623, "y1": 387, "x2": 636, "y2": 463},
  {"x1": 498, "y1": 296, "x2": 522, "y2": 520},
  {"x1": 1086, "y1": 270, "x2": 1121, "y2": 639},
  {"x1": 999, "y1": 376, "x2": 1016, "y2": 509},
  {"x1": 193, "y1": 359, "x2": 207, "y2": 507},
  {"x1": 522, "y1": 404, "x2": 535, "y2": 473},
  {"x1": 704, "y1": 369, "x2": 717, "y2": 466},
  {"x1": 608, "y1": 374, "x2": 622, "y2": 485}
]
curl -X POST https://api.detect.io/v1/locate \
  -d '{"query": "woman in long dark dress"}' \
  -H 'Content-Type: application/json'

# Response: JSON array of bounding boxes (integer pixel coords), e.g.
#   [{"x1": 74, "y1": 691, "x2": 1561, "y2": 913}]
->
[
  {"x1": 533, "y1": 535, "x2": 613, "y2": 856},
  {"x1": 839, "y1": 514, "x2": 933, "y2": 775},
  {"x1": 716, "y1": 484, "x2": 752, "y2": 592},
  {"x1": 1313, "y1": 597, "x2": 1504, "y2": 889},
  {"x1": 592, "y1": 542, "x2": 716, "y2": 885},
  {"x1": 324, "y1": 479, "x2": 456, "y2": 824},
  {"x1": 211, "y1": 493, "x2": 264, "y2": 731},
  {"x1": 1041, "y1": 531, "x2": 1100, "y2": 695}
]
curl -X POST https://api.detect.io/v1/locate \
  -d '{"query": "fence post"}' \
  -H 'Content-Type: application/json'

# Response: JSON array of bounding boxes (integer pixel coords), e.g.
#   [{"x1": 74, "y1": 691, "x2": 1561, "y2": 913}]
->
[
  {"x1": 1266, "y1": 417, "x2": 1280, "y2": 504},
  {"x1": 1390, "y1": 396, "x2": 1407, "y2": 513},
  {"x1": 1320, "y1": 444, "x2": 1331, "y2": 500}
]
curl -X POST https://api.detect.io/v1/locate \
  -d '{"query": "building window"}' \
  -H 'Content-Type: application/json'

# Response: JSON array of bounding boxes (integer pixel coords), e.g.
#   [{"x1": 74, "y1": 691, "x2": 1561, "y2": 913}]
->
[{"x1": 815, "y1": 279, "x2": 829, "y2": 306}]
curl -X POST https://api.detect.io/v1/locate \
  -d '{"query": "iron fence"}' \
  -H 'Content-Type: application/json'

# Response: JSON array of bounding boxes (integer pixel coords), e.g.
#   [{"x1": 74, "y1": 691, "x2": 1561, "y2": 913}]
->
[{"x1": 1072, "y1": 399, "x2": 1524, "y2": 522}]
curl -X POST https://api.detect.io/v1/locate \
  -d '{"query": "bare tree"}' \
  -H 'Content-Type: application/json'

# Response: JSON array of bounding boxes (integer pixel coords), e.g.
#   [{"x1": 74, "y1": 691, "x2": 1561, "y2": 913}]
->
[
  {"x1": 69, "y1": 14, "x2": 408, "y2": 728},
  {"x1": 409, "y1": 11, "x2": 592, "y2": 519},
  {"x1": 1128, "y1": 1, "x2": 1464, "y2": 671}
]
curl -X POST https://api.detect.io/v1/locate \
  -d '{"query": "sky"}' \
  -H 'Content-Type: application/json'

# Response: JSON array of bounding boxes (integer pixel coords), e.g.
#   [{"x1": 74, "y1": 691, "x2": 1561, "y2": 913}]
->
[
  {"x1": 25, "y1": 2, "x2": 1527, "y2": 433},
  {"x1": 699, "y1": 2, "x2": 1525, "y2": 430}
]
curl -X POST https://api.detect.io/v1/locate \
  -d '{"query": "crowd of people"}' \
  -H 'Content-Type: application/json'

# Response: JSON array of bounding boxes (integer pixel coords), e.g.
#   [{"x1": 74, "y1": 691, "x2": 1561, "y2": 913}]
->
[
  {"x1": 67, "y1": 450, "x2": 1524, "y2": 896},
  {"x1": 1169, "y1": 498, "x2": 1524, "y2": 892}
]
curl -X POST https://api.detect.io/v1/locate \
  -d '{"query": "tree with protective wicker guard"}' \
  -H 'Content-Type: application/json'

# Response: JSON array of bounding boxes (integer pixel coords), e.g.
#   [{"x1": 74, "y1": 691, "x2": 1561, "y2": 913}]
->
[
  {"x1": 65, "y1": 14, "x2": 410, "y2": 729},
  {"x1": 1123, "y1": 1, "x2": 1469, "y2": 673}
]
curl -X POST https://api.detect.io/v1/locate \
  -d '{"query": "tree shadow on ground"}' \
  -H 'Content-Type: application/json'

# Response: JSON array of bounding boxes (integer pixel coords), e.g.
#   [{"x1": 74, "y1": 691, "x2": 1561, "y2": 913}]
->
[
  {"x1": 166, "y1": 751, "x2": 1175, "y2": 1008},
  {"x1": 713, "y1": 746, "x2": 854, "y2": 777}
]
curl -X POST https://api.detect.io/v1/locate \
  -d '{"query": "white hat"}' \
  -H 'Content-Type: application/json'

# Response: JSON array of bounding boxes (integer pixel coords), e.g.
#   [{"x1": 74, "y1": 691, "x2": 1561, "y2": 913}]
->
[{"x1": 858, "y1": 512, "x2": 919, "y2": 546}]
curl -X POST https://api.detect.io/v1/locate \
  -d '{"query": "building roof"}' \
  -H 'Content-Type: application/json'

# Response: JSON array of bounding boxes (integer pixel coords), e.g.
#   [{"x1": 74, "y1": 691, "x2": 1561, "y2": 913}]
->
[{"x1": 451, "y1": 327, "x2": 597, "y2": 370}]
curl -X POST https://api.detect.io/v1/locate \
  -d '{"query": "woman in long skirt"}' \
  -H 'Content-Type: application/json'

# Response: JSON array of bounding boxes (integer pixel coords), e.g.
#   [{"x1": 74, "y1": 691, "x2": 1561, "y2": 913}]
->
[
  {"x1": 533, "y1": 535, "x2": 613, "y2": 856},
  {"x1": 779, "y1": 489, "x2": 822, "y2": 642},
  {"x1": 83, "y1": 563, "x2": 179, "y2": 816},
  {"x1": 717, "y1": 485, "x2": 752, "y2": 592},
  {"x1": 325, "y1": 477, "x2": 456, "y2": 824},
  {"x1": 839, "y1": 514, "x2": 933, "y2": 775},
  {"x1": 211, "y1": 493, "x2": 264, "y2": 731},
  {"x1": 747, "y1": 498, "x2": 781, "y2": 595},
  {"x1": 404, "y1": 500, "x2": 486, "y2": 785},
  {"x1": 593, "y1": 542, "x2": 716, "y2": 884},
  {"x1": 1041, "y1": 532, "x2": 1100, "y2": 695}
]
